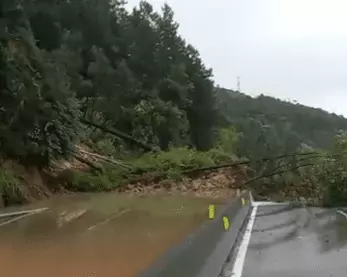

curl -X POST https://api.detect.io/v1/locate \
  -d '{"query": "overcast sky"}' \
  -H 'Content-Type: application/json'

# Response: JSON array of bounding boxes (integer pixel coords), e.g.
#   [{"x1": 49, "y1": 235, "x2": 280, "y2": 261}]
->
[{"x1": 126, "y1": 0, "x2": 347, "y2": 116}]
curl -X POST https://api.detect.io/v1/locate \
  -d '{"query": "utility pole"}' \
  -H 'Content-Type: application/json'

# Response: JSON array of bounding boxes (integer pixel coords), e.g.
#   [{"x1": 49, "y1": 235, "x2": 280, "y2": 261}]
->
[{"x1": 237, "y1": 76, "x2": 241, "y2": 92}]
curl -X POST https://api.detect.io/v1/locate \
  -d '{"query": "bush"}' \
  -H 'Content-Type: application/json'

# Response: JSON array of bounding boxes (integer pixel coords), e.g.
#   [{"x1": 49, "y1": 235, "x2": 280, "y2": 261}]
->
[
  {"x1": 95, "y1": 138, "x2": 117, "y2": 156},
  {"x1": 316, "y1": 157, "x2": 347, "y2": 207},
  {"x1": 205, "y1": 148, "x2": 238, "y2": 164},
  {"x1": 65, "y1": 128, "x2": 239, "y2": 191},
  {"x1": 68, "y1": 166, "x2": 132, "y2": 192},
  {"x1": 132, "y1": 147, "x2": 215, "y2": 174},
  {"x1": 0, "y1": 168, "x2": 23, "y2": 206},
  {"x1": 215, "y1": 127, "x2": 238, "y2": 154},
  {"x1": 315, "y1": 134, "x2": 347, "y2": 206},
  {"x1": 69, "y1": 171, "x2": 112, "y2": 192},
  {"x1": 66, "y1": 146, "x2": 226, "y2": 190}
]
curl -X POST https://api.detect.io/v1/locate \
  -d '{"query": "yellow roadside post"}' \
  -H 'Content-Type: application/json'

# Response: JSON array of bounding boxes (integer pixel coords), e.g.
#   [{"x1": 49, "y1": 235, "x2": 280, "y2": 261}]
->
[
  {"x1": 208, "y1": 204, "x2": 215, "y2": 219},
  {"x1": 223, "y1": 216, "x2": 230, "y2": 231}
]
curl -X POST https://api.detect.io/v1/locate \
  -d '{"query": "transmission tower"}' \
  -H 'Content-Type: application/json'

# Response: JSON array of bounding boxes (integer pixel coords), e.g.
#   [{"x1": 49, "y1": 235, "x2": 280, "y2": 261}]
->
[{"x1": 237, "y1": 76, "x2": 241, "y2": 92}]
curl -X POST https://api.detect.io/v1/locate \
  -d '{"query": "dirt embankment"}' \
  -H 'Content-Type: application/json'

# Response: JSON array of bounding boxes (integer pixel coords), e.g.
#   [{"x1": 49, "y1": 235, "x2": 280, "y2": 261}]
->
[
  {"x1": 0, "y1": 151, "x2": 250, "y2": 207},
  {"x1": 0, "y1": 145, "x2": 323, "y2": 207},
  {"x1": 116, "y1": 167, "x2": 249, "y2": 200},
  {"x1": 0, "y1": 158, "x2": 323, "y2": 207}
]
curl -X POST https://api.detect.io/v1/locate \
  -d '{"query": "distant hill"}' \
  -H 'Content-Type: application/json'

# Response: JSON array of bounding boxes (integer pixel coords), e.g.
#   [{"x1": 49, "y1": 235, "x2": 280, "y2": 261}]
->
[{"x1": 216, "y1": 87, "x2": 347, "y2": 158}]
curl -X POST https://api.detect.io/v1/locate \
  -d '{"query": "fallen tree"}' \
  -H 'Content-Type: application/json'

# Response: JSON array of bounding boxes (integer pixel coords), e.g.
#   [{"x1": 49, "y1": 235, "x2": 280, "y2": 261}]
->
[{"x1": 80, "y1": 119, "x2": 157, "y2": 153}]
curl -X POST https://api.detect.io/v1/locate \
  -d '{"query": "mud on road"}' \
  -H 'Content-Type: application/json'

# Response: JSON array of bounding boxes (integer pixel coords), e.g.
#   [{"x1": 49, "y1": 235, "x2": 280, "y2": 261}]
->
[{"x1": 0, "y1": 193, "x2": 227, "y2": 277}]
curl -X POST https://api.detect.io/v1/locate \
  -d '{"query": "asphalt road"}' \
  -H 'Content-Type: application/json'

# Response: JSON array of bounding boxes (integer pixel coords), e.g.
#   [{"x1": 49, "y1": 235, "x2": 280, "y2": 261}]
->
[{"x1": 225, "y1": 204, "x2": 347, "y2": 277}]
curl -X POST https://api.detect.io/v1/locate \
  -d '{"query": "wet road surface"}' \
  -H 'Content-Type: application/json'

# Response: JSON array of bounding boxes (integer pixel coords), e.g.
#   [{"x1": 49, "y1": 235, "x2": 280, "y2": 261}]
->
[
  {"x1": 228, "y1": 204, "x2": 347, "y2": 277},
  {"x1": 0, "y1": 193, "x2": 225, "y2": 277}
]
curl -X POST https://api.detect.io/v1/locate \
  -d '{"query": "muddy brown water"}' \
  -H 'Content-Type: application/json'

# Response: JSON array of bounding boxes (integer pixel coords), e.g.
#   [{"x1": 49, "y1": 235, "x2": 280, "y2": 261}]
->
[{"x1": 0, "y1": 193, "x2": 228, "y2": 277}]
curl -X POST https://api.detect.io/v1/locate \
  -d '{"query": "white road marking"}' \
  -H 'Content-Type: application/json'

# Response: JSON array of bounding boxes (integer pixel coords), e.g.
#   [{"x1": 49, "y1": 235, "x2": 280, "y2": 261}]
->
[
  {"x1": 0, "y1": 208, "x2": 48, "y2": 227},
  {"x1": 252, "y1": 201, "x2": 290, "y2": 207},
  {"x1": 87, "y1": 208, "x2": 131, "y2": 231},
  {"x1": 0, "y1": 207, "x2": 48, "y2": 219},
  {"x1": 337, "y1": 209, "x2": 347, "y2": 219},
  {"x1": 227, "y1": 205, "x2": 258, "y2": 277}
]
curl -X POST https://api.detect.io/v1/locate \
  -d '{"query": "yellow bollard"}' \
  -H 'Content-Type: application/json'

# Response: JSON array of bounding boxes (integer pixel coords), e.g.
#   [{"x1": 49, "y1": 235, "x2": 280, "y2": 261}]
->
[
  {"x1": 241, "y1": 197, "x2": 246, "y2": 205},
  {"x1": 208, "y1": 204, "x2": 215, "y2": 219},
  {"x1": 223, "y1": 216, "x2": 230, "y2": 231}
]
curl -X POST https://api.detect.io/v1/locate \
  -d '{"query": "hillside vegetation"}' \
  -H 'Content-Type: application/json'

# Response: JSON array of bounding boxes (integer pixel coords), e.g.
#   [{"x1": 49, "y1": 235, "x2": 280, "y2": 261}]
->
[
  {"x1": 1, "y1": 0, "x2": 347, "y2": 207},
  {"x1": 217, "y1": 88, "x2": 347, "y2": 159}
]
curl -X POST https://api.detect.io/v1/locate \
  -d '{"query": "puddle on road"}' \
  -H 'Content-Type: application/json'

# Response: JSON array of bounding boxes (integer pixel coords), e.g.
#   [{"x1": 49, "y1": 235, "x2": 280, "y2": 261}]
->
[{"x1": 0, "y1": 193, "x2": 227, "y2": 277}]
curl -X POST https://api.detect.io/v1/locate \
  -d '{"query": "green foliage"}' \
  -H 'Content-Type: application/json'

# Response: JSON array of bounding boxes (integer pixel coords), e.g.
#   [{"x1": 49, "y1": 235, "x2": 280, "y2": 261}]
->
[
  {"x1": 205, "y1": 148, "x2": 238, "y2": 164},
  {"x1": 216, "y1": 88, "x2": 347, "y2": 159},
  {"x1": 0, "y1": 2, "x2": 81, "y2": 165},
  {"x1": 332, "y1": 131, "x2": 347, "y2": 155},
  {"x1": 67, "y1": 141, "x2": 238, "y2": 191},
  {"x1": 250, "y1": 133, "x2": 347, "y2": 206},
  {"x1": 0, "y1": 168, "x2": 23, "y2": 206},
  {"x1": 70, "y1": 127, "x2": 239, "y2": 192},
  {"x1": 95, "y1": 138, "x2": 119, "y2": 157},
  {"x1": 1, "y1": 0, "x2": 217, "y2": 169},
  {"x1": 315, "y1": 133, "x2": 347, "y2": 206},
  {"x1": 69, "y1": 171, "x2": 112, "y2": 192},
  {"x1": 132, "y1": 147, "x2": 215, "y2": 173},
  {"x1": 202, "y1": 127, "x2": 239, "y2": 163},
  {"x1": 316, "y1": 160, "x2": 347, "y2": 207},
  {"x1": 215, "y1": 128, "x2": 238, "y2": 154}
]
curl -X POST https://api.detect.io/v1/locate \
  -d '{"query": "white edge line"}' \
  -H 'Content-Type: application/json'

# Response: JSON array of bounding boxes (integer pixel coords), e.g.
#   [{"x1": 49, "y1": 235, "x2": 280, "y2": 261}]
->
[
  {"x1": 228, "y1": 205, "x2": 258, "y2": 277},
  {"x1": 337, "y1": 209, "x2": 347, "y2": 219},
  {"x1": 0, "y1": 208, "x2": 47, "y2": 227},
  {"x1": 0, "y1": 213, "x2": 33, "y2": 227},
  {"x1": 253, "y1": 201, "x2": 290, "y2": 207},
  {"x1": 0, "y1": 207, "x2": 48, "y2": 219}
]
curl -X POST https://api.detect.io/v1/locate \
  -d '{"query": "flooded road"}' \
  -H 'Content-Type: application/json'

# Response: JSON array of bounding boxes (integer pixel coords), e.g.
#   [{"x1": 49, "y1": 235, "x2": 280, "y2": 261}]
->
[{"x1": 0, "y1": 193, "x2": 226, "y2": 277}]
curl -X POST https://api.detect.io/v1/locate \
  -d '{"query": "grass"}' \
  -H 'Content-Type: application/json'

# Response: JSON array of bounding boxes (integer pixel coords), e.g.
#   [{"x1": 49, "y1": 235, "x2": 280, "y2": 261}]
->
[
  {"x1": 66, "y1": 145, "x2": 238, "y2": 192},
  {"x1": 0, "y1": 168, "x2": 23, "y2": 207}
]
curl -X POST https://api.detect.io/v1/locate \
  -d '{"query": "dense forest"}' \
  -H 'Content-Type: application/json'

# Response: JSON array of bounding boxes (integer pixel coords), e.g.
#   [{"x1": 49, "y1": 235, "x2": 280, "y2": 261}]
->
[
  {"x1": 1, "y1": 0, "x2": 217, "y2": 164},
  {"x1": 1, "y1": 0, "x2": 347, "y2": 207},
  {"x1": 216, "y1": 88, "x2": 347, "y2": 159}
]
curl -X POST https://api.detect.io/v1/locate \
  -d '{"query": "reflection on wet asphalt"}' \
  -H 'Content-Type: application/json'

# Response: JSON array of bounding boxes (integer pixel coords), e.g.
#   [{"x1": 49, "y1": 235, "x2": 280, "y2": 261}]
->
[
  {"x1": 242, "y1": 205, "x2": 347, "y2": 277},
  {"x1": 0, "y1": 193, "x2": 223, "y2": 277}
]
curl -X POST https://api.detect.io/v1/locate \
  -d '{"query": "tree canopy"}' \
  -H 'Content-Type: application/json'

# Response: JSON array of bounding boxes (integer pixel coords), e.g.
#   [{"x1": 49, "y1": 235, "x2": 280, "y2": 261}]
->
[
  {"x1": 0, "y1": 0, "x2": 217, "y2": 165},
  {"x1": 216, "y1": 88, "x2": 347, "y2": 159}
]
